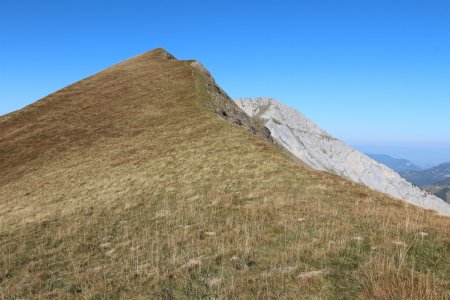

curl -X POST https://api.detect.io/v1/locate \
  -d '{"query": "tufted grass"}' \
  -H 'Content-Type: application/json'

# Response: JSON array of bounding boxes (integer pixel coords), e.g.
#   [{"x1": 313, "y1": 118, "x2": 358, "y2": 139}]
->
[{"x1": 1, "y1": 49, "x2": 449, "y2": 299}]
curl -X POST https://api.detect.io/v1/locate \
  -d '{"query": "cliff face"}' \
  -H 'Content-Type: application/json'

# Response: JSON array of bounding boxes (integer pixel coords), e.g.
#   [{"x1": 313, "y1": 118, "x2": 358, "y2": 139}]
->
[{"x1": 236, "y1": 97, "x2": 450, "y2": 216}]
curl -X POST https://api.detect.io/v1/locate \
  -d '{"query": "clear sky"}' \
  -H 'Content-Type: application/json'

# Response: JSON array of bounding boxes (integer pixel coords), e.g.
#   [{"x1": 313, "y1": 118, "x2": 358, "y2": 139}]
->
[{"x1": 1, "y1": 0, "x2": 449, "y2": 165}]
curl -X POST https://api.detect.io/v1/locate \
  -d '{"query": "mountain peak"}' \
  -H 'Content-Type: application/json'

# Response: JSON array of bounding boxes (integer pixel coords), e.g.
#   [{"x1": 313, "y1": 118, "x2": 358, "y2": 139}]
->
[{"x1": 133, "y1": 48, "x2": 177, "y2": 62}]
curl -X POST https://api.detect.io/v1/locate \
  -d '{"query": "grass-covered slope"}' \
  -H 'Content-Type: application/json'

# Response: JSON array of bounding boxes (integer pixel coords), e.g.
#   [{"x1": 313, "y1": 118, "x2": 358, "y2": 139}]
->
[{"x1": 0, "y1": 49, "x2": 449, "y2": 299}]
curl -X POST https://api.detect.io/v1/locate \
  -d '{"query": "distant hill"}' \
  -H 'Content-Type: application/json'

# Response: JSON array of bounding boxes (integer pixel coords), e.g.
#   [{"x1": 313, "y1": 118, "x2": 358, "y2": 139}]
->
[
  {"x1": 367, "y1": 153, "x2": 422, "y2": 172},
  {"x1": 402, "y1": 163, "x2": 450, "y2": 203},
  {"x1": 439, "y1": 177, "x2": 450, "y2": 185},
  {"x1": 435, "y1": 187, "x2": 450, "y2": 203},
  {"x1": 424, "y1": 185, "x2": 450, "y2": 203},
  {"x1": 400, "y1": 163, "x2": 450, "y2": 185}
]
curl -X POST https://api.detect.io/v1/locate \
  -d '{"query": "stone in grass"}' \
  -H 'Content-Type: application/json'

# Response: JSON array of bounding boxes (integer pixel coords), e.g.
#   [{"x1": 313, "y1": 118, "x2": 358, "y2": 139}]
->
[
  {"x1": 184, "y1": 258, "x2": 202, "y2": 269},
  {"x1": 130, "y1": 245, "x2": 140, "y2": 251},
  {"x1": 204, "y1": 277, "x2": 222, "y2": 288},
  {"x1": 297, "y1": 270, "x2": 326, "y2": 279},
  {"x1": 392, "y1": 241, "x2": 407, "y2": 247},
  {"x1": 92, "y1": 266, "x2": 103, "y2": 272},
  {"x1": 99, "y1": 242, "x2": 111, "y2": 248},
  {"x1": 200, "y1": 231, "x2": 217, "y2": 239},
  {"x1": 418, "y1": 232, "x2": 428, "y2": 238}
]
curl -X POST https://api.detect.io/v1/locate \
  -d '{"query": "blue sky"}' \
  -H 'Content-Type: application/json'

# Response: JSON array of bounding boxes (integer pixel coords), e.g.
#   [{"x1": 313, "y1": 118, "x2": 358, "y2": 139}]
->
[{"x1": 1, "y1": 0, "x2": 449, "y2": 165}]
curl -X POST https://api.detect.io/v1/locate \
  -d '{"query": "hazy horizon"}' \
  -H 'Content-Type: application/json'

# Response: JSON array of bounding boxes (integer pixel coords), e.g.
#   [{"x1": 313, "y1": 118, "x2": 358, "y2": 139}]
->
[{"x1": 352, "y1": 143, "x2": 450, "y2": 169}]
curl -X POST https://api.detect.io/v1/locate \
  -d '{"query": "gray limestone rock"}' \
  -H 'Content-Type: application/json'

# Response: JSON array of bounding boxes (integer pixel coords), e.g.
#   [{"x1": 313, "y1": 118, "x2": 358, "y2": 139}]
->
[{"x1": 235, "y1": 97, "x2": 450, "y2": 217}]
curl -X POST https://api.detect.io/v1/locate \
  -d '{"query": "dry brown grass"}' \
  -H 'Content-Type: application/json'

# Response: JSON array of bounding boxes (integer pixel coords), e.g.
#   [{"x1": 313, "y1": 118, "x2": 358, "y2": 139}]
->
[{"x1": 0, "y1": 49, "x2": 449, "y2": 299}]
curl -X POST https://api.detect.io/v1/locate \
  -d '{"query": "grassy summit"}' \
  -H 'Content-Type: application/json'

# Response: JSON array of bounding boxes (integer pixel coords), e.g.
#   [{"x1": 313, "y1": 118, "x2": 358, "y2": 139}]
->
[{"x1": 0, "y1": 49, "x2": 449, "y2": 299}]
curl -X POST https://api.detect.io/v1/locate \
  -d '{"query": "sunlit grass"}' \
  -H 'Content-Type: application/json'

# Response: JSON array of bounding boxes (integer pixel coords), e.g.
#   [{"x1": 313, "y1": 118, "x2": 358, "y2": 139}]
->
[{"x1": 0, "y1": 49, "x2": 449, "y2": 299}]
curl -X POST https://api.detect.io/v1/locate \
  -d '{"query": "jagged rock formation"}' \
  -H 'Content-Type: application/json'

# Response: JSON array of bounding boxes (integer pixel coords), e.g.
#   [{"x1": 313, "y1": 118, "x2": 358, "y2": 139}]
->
[
  {"x1": 236, "y1": 97, "x2": 450, "y2": 216},
  {"x1": 190, "y1": 60, "x2": 273, "y2": 142}
]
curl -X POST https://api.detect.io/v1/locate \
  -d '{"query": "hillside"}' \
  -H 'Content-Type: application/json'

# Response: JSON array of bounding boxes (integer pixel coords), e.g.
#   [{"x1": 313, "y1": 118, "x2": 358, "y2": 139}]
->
[
  {"x1": 1, "y1": 49, "x2": 449, "y2": 299},
  {"x1": 367, "y1": 153, "x2": 422, "y2": 172},
  {"x1": 425, "y1": 186, "x2": 450, "y2": 203},
  {"x1": 424, "y1": 184, "x2": 450, "y2": 203},
  {"x1": 435, "y1": 187, "x2": 450, "y2": 202},
  {"x1": 397, "y1": 163, "x2": 450, "y2": 203},
  {"x1": 401, "y1": 163, "x2": 450, "y2": 186},
  {"x1": 236, "y1": 98, "x2": 450, "y2": 216}
]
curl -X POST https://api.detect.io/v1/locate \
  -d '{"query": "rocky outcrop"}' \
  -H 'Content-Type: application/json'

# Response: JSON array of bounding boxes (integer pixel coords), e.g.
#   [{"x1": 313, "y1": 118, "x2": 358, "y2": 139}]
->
[
  {"x1": 190, "y1": 62, "x2": 273, "y2": 143},
  {"x1": 236, "y1": 97, "x2": 450, "y2": 216}
]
